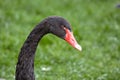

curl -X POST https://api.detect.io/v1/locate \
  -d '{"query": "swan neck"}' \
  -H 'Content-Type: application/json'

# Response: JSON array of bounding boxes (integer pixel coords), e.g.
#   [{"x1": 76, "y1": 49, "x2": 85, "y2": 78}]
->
[{"x1": 15, "y1": 23, "x2": 48, "y2": 80}]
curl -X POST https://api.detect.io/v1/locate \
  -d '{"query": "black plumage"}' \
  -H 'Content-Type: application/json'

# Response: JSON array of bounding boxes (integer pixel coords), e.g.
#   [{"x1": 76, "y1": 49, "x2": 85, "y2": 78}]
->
[{"x1": 15, "y1": 16, "x2": 72, "y2": 80}]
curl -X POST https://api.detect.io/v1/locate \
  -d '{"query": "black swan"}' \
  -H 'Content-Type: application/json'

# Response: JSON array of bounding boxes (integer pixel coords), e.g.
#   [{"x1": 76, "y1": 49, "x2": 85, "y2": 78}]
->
[{"x1": 15, "y1": 16, "x2": 82, "y2": 80}]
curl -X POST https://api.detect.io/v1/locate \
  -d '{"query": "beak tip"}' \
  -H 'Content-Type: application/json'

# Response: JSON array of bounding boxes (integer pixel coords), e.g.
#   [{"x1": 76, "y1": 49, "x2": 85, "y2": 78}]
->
[{"x1": 75, "y1": 44, "x2": 82, "y2": 51}]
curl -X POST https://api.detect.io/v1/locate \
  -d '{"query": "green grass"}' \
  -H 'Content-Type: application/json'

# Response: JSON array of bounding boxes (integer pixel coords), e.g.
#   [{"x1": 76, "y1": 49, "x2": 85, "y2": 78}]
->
[{"x1": 0, "y1": 0, "x2": 120, "y2": 80}]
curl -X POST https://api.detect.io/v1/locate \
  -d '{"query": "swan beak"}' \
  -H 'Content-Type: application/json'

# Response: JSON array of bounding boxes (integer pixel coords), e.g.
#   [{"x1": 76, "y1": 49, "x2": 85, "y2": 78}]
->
[{"x1": 64, "y1": 27, "x2": 82, "y2": 51}]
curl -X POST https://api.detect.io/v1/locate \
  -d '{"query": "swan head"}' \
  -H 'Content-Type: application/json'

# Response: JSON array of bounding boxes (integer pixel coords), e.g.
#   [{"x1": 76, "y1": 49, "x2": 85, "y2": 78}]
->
[{"x1": 45, "y1": 16, "x2": 82, "y2": 51}]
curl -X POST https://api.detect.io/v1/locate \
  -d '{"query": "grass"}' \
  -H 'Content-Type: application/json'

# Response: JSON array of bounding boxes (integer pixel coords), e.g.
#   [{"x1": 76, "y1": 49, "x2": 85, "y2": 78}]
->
[{"x1": 0, "y1": 0, "x2": 120, "y2": 80}]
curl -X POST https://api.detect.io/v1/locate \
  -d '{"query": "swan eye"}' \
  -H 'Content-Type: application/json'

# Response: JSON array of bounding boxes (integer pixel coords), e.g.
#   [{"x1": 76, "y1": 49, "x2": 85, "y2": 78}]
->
[{"x1": 61, "y1": 25, "x2": 70, "y2": 32}]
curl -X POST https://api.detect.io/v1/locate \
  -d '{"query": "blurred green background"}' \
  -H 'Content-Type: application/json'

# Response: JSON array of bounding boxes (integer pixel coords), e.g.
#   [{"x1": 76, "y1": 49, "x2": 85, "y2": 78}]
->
[{"x1": 0, "y1": 0, "x2": 120, "y2": 80}]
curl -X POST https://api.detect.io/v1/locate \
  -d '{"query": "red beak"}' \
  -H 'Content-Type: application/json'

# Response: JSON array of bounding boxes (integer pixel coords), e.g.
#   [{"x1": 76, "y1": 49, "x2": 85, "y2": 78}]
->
[{"x1": 64, "y1": 27, "x2": 82, "y2": 51}]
